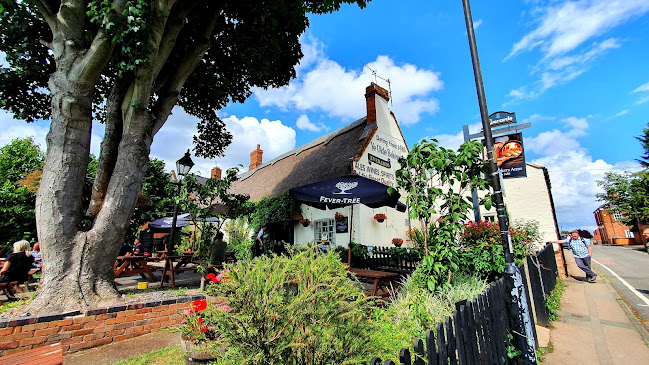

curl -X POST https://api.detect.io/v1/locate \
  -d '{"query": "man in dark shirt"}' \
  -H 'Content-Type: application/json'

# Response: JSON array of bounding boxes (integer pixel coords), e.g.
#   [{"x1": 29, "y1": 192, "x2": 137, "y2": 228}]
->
[{"x1": 118, "y1": 242, "x2": 133, "y2": 256}]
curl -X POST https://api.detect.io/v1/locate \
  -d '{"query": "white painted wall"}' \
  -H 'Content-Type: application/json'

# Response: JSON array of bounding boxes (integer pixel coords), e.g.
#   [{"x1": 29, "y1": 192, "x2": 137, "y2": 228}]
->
[
  {"x1": 294, "y1": 203, "x2": 411, "y2": 248},
  {"x1": 479, "y1": 164, "x2": 559, "y2": 248}
]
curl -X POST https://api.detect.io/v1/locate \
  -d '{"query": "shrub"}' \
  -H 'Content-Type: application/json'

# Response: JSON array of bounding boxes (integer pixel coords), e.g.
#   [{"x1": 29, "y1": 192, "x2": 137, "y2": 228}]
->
[
  {"x1": 371, "y1": 274, "x2": 488, "y2": 361},
  {"x1": 204, "y1": 245, "x2": 381, "y2": 364},
  {"x1": 458, "y1": 220, "x2": 540, "y2": 281}
]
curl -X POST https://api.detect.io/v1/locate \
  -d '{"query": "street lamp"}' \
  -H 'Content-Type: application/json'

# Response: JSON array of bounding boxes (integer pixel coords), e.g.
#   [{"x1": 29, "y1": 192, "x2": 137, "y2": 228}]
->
[
  {"x1": 167, "y1": 150, "x2": 194, "y2": 254},
  {"x1": 461, "y1": 0, "x2": 537, "y2": 363}
]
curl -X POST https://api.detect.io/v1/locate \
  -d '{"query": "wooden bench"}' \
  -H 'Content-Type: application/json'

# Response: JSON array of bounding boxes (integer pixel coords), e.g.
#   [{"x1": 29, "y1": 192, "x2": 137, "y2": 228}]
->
[
  {"x1": 0, "y1": 342, "x2": 63, "y2": 364},
  {"x1": 347, "y1": 268, "x2": 400, "y2": 298}
]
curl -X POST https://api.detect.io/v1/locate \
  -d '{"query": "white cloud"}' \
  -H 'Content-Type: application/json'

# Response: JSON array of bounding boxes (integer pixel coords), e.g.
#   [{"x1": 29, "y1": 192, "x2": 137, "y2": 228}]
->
[
  {"x1": 507, "y1": 1, "x2": 649, "y2": 60},
  {"x1": 253, "y1": 37, "x2": 443, "y2": 125},
  {"x1": 295, "y1": 114, "x2": 325, "y2": 132},
  {"x1": 615, "y1": 110, "x2": 629, "y2": 117},
  {"x1": 636, "y1": 94, "x2": 649, "y2": 105},
  {"x1": 151, "y1": 109, "x2": 296, "y2": 177},
  {"x1": 633, "y1": 81, "x2": 649, "y2": 93},
  {"x1": 505, "y1": 0, "x2": 649, "y2": 101},
  {"x1": 432, "y1": 122, "x2": 483, "y2": 151},
  {"x1": 473, "y1": 19, "x2": 483, "y2": 30},
  {"x1": 508, "y1": 38, "x2": 619, "y2": 101}
]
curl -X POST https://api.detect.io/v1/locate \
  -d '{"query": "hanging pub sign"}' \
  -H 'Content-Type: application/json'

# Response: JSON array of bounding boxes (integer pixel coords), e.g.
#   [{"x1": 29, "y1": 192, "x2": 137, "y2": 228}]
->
[
  {"x1": 489, "y1": 111, "x2": 517, "y2": 128},
  {"x1": 493, "y1": 133, "x2": 527, "y2": 178}
]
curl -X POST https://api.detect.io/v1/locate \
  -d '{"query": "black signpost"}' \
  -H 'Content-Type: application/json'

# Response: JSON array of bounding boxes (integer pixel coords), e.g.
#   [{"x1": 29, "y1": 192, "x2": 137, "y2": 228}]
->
[{"x1": 461, "y1": 0, "x2": 537, "y2": 363}]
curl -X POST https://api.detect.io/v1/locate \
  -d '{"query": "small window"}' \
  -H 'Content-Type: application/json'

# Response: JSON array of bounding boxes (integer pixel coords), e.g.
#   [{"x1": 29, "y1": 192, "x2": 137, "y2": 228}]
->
[
  {"x1": 613, "y1": 211, "x2": 624, "y2": 221},
  {"x1": 625, "y1": 230, "x2": 634, "y2": 238},
  {"x1": 314, "y1": 219, "x2": 336, "y2": 246},
  {"x1": 484, "y1": 215, "x2": 496, "y2": 222}
]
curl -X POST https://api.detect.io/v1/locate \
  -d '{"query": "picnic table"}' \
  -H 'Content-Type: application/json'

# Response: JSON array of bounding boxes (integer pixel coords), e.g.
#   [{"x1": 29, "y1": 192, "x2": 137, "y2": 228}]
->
[
  {"x1": 160, "y1": 254, "x2": 198, "y2": 289},
  {"x1": 113, "y1": 255, "x2": 158, "y2": 281},
  {"x1": 347, "y1": 268, "x2": 399, "y2": 298}
]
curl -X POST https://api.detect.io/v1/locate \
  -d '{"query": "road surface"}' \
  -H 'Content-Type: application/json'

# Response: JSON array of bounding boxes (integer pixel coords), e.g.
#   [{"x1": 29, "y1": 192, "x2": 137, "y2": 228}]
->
[{"x1": 588, "y1": 244, "x2": 649, "y2": 330}]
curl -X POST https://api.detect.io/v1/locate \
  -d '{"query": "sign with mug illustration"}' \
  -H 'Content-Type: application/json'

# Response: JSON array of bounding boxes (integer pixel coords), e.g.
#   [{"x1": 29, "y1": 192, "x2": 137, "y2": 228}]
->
[{"x1": 493, "y1": 133, "x2": 526, "y2": 178}]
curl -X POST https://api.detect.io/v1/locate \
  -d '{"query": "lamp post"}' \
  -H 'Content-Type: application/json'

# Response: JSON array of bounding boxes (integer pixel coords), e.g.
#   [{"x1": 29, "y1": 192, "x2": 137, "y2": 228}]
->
[
  {"x1": 461, "y1": 0, "x2": 537, "y2": 363},
  {"x1": 167, "y1": 150, "x2": 194, "y2": 254}
]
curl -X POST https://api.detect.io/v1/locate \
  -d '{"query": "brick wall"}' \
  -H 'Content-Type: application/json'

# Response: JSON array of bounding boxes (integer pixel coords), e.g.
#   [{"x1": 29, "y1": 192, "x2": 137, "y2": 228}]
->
[{"x1": 0, "y1": 294, "x2": 204, "y2": 356}]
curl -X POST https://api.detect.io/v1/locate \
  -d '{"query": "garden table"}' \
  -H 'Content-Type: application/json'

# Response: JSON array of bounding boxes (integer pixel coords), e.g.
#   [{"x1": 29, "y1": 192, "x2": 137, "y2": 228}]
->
[
  {"x1": 113, "y1": 255, "x2": 158, "y2": 281},
  {"x1": 160, "y1": 254, "x2": 198, "y2": 289},
  {"x1": 347, "y1": 268, "x2": 399, "y2": 298}
]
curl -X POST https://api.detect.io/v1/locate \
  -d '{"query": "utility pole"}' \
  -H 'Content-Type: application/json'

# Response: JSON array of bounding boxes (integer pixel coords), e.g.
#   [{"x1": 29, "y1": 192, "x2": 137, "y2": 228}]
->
[{"x1": 460, "y1": 0, "x2": 537, "y2": 363}]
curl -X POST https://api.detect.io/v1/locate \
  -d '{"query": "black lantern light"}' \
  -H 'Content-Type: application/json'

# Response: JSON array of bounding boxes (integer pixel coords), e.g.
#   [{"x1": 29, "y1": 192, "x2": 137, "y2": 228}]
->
[{"x1": 167, "y1": 150, "x2": 194, "y2": 253}]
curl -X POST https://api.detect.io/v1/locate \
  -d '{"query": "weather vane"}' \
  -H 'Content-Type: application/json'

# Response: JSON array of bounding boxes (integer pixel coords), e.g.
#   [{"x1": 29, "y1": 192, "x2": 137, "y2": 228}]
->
[{"x1": 360, "y1": 61, "x2": 392, "y2": 106}]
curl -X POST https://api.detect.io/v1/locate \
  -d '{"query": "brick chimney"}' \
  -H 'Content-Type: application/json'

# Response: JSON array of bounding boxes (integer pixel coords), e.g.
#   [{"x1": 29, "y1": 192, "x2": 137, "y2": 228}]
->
[
  {"x1": 249, "y1": 144, "x2": 263, "y2": 171},
  {"x1": 365, "y1": 82, "x2": 390, "y2": 125},
  {"x1": 211, "y1": 166, "x2": 222, "y2": 181}
]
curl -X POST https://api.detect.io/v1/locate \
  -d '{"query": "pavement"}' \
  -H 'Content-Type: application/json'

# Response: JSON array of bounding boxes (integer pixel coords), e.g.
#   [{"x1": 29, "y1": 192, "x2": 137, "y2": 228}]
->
[{"x1": 544, "y1": 249, "x2": 649, "y2": 364}]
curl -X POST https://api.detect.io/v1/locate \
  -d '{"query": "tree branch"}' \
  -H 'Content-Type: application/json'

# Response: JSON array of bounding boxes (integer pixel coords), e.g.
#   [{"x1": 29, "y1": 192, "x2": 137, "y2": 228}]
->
[
  {"x1": 70, "y1": 0, "x2": 128, "y2": 84},
  {"x1": 36, "y1": 0, "x2": 58, "y2": 30},
  {"x1": 86, "y1": 81, "x2": 129, "y2": 217}
]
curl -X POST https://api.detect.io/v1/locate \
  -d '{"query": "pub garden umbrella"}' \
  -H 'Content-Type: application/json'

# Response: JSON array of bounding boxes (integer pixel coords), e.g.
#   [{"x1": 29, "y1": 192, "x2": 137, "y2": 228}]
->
[{"x1": 288, "y1": 174, "x2": 406, "y2": 265}]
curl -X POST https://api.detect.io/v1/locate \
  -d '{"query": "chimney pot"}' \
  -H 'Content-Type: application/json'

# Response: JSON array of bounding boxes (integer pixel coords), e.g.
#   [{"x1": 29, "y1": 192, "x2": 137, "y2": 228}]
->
[
  {"x1": 211, "y1": 166, "x2": 222, "y2": 180},
  {"x1": 249, "y1": 145, "x2": 264, "y2": 171}
]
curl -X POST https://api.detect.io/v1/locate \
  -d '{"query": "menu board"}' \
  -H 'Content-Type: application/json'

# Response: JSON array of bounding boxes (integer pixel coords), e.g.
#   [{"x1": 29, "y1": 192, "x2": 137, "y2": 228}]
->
[{"x1": 335, "y1": 217, "x2": 348, "y2": 233}]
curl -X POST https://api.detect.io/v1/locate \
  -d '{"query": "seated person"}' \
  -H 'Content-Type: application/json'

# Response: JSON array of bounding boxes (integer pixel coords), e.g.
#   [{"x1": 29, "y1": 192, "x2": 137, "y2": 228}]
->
[
  {"x1": 118, "y1": 242, "x2": 133, "y2": 257},
  {"x1": 0, "y1": 241, "x2": 35, "y2": 298},
  {"x1": 208, "y1": 232, "x2": 228, "y2": 271},
  {"x1": 30, "y1": 242, "x2": 42, "y2": 268},
  {"x1": 133, "y1": 239, "x2": 145, "y2": 255}
]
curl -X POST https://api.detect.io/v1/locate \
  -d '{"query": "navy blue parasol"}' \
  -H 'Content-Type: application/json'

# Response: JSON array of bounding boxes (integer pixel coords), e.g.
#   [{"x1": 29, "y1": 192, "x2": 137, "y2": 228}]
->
[{"x1": 288, "y1": 174, "x2": 405, "y2": 211}]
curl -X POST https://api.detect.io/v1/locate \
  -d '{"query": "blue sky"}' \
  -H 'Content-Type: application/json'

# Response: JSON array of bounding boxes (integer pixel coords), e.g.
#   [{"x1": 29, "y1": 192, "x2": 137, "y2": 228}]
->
[{"x1": 2, "y1": 0, "x2": 649, "y2": 232}]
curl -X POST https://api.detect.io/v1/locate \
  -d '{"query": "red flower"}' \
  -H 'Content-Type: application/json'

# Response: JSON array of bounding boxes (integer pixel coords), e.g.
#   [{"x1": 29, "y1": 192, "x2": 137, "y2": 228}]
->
[
  {"x1": 192, "y1": 299, "x2": 207, "y2": 312},
  {"x1": 197, "y1": 317, "x2": 204, "y2": 324},
  {"x1": 206, "y1": 273, "x2": 216, "y2": 281},
  {"x1": 201, "y1": 327, "x2": 207, "y2": 333}
]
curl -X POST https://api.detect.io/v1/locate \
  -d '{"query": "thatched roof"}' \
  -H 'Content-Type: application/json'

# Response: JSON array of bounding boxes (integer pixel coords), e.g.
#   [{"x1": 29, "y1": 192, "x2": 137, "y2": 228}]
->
[{"x1": 231, "y1": 117, "x2": 374, "y2": 201}]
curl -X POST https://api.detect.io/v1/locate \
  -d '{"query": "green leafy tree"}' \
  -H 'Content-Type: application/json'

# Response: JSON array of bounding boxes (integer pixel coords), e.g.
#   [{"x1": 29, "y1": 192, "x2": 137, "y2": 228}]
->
[
  {"x1": 0, "y1": 0, "x2": 368, "y2": 312},
  {"x1": 391, "y1": 139, "x2": 492, "y2": 292},
  {"x1": 596, "y1": 171, "x2": 649, "y2": 229},
  {"x1": 636, "y1": 123, "x2": 649, "y2": 168},
  {"x1": 0, "y1": 138, "x2": 44, "y2": 250}
]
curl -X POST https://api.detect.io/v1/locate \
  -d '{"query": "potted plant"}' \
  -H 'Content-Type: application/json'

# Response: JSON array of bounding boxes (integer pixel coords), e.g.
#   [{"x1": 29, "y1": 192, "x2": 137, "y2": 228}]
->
[
  {"x1": 299, "y1": 219, "x2": 311, "y2": 227},
  {"x1": 392, "y1": 238, "x2": 403, "y2": 247},
  {"x1": 373, "y1": 213, "x2": 387, "y2": 223},
  {"x1": 334, "y1": 212, "x2": 345, "y2": 221}
]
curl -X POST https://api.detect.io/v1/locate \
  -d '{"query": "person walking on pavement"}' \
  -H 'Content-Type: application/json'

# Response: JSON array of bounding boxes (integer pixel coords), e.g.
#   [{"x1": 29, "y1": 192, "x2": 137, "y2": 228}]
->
[{"x1": 552, "y1": 230, "x2": 597, "y2": 283}]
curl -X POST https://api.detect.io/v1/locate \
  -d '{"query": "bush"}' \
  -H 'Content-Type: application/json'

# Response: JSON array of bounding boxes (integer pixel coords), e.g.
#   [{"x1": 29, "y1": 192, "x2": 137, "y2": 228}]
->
[
  {"x1": 458, "y1": 220, "x2": 540, "y2": 281},
  {"x1": 204, "y1": 245, "x2": 381, "y2": 364},
  {"x1": 371, "y1": 274, "x2": 487, "y2": 361}
]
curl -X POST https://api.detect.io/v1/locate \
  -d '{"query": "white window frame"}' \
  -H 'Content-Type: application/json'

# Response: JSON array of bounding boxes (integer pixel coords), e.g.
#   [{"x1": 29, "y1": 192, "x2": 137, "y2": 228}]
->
[
  {"x1": 613, "y1": 211, "x2": 624, "y2": 221},
  {"x1": 314, "y1": 218, "x2": 336, "y2": 246},
  {"x1": 484, "y1": 215, "x2": 496, "y2": 222},
  {"x1": 625, "y1": 230, "x2": 634, "y2": 238}
]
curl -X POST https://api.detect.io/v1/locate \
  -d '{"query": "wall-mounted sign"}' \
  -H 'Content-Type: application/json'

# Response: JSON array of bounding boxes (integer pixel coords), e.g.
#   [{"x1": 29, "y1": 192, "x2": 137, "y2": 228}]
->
[
  {"x1": 493, "y1": 133, "x2": 526, "y2": 178},
  {"x1": 353, "y1": 132, "x2": 408, "y2": 187},
  {"x1": 489, "y1": 111, "x2": 517, "y2": 128},
  {"x1": 335, "y1": 217, "x2": 348, "y2": 233}
]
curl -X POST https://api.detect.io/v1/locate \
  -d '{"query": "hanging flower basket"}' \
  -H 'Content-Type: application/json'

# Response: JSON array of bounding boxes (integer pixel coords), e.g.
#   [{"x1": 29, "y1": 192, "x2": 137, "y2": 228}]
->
[
  {"x1": 299, "y1": 219, "x2": 311, "y2": 227},
  {"x1": 334, "y1": 212, "x2": 345, "y2": 222},
  {"x1": 392, "y1": 238, "x2": 403, "y2": 247},
  {"x1": 374, "y1": 213, "x2": 387, "y2": 223}
]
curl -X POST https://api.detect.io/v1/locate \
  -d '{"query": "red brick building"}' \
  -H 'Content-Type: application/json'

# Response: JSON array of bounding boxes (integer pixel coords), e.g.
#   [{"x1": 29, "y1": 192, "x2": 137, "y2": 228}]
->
[{"x1": 593, "y1": 207, "x2": 637, "y2": 245}]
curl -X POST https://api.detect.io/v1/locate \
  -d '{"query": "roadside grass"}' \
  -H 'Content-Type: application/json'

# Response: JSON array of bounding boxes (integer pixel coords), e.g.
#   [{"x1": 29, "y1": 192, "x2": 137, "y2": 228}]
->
[
  {"x1": 114, "y1": 345, "x2": 184, "y2": 365},
  {"x1": 546, "y1": 278, "x2": 566, "y2": 322}
]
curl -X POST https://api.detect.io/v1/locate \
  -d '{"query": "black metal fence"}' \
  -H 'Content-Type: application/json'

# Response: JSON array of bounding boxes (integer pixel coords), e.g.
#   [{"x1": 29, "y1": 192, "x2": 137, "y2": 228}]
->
[
  {"x1": 356, "y1": 246, "x2": 421, "y2": 275},
  {"x1": 368, "y1": 243, "x2": 560, "y2": 364}
]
